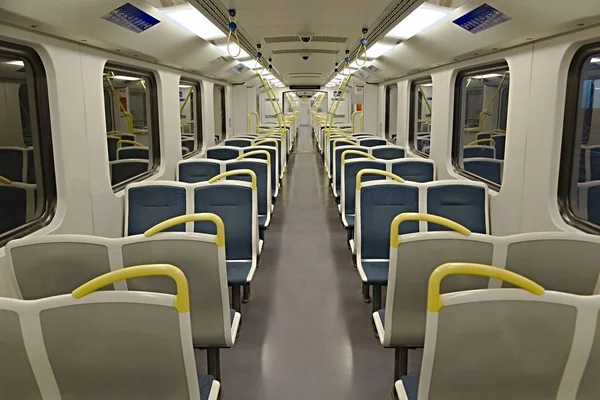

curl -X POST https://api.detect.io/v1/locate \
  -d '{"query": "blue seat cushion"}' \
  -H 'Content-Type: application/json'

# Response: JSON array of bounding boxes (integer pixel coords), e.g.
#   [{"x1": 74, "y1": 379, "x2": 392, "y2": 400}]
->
[
  {"x1": 377, "y1": 309, "x2": 385, "y2": 329},
  {"x1": 199, "y1": 374, "x2": 216, "y2": 400},
  {"x1": 259, "y1": 215, "x2": 268, "y2": 229},
  {"x1": 345, "y1": 214, "x2": 355, "y2": 228},
  {"x1": 401, "y1": 375, "x2": 419, "y2": 400},
  {"x1": 362, "y1": 260, "x2": 389, "y2": 285},
  {"x1": 226, "y1": 261, "x2": 252, "y2": 286}
]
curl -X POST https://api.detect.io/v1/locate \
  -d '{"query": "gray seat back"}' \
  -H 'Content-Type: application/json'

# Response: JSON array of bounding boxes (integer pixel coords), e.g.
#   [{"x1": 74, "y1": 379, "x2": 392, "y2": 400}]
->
[
  {"x1": 385, "y1": 233, "x2": 493, "y2": 347},
  {"x1": 6, "y1": 236, "x2": 115, "y2": 299},
  {"x1": 501, "y1": 233, "x2": 600, "y2": 295}
]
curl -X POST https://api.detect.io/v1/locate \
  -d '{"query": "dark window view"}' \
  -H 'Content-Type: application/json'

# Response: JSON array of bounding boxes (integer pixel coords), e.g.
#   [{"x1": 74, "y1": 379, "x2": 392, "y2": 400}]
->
[
  {"x1": 214, "y1": 85, "x2": 226, "y2": 143},
  {"x1": 564, "y1": 53, "x2": 600, "y2": 228},
  {"x1": 454, "y1": 65, "x2": 510, "y2": 187},
  {"x1": 385, "y1": 85, "x2": 397, "y2": 141},
  {"x1": 410, "y1": 79, "x2": 433, "y2": 157},
  {"x1": 103, "y1": 65, "x2": 158, "y2": 188},
  {"x1": 180, "y1": 80, "x2": 203, "y2": 157},
  {"x1": 0, "y1": 53, "x2": 53, "y2": 239}
]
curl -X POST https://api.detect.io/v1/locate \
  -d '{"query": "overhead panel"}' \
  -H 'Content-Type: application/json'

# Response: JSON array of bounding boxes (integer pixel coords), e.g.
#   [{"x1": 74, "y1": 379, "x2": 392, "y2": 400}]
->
[
  {"x1": 273, "y1": 49, "x2": 340, "y2": 55},
  {"x1": 264, "y1": 35, "x2": 348, "y2": 44}
]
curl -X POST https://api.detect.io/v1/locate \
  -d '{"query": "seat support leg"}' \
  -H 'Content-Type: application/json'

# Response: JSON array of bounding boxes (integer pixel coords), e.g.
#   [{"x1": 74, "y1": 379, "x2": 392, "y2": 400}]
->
[
  {"x1": 394, "y1": 347, "x2": 409, "y2": 381},
  {"x1": 346, "y1": 229, "x2": 352, "y2": 249},
  {"x1": 231, "y1": 286, "x2": 242, "y2": 312},
  {"x1": 362, "y1": 283, "x2": 371, "y2": 303},
  {"x1": 372, "y1": 285, "x2": 382, "y2": 313},
  {"x1": 207, "y1": 348, "x2": 221, "y2": 381},
  {"x1": 242, "y1": 283, "x2": 251, "y2": 304},
  {"x1": 259, "y1": 228, "x2": 265, "y2": 241}
]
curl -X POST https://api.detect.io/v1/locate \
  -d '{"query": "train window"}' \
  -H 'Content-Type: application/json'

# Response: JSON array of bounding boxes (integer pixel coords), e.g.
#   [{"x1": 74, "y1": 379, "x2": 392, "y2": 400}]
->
[
  {"x1": 0, "y1": 42, "x2": 56, "y2": 247},
  {"x1": 409, "y1": 79, "x2": 433, "y2": 157},
  {"x1": 559, "y1": 45, "x2": 600, "y2": 233},
  {"x1": 214, "y1": 84, "x2": 226, "y2": 143},
  {"x1": 103, "y1": 64, "x2": 160, "y2": 191},
  {"x1": 384, "y1": 85, "x2": 397, "y2": 141},
  {"x1": 179, "y1": 79, "x2": 203, "y2": 157},
  {"x1": 452, "y1": 63, "x2": 510, "y2": 189}
]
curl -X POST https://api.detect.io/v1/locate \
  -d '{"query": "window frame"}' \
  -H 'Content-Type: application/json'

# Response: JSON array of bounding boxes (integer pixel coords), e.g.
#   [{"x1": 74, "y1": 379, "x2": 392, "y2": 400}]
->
[
  {"x1": 451, "y1": 61, "x2": 510, "y2": 192},
  {"x1": 179, "y1": 77, "x2": 203, "y2": 159},
  {"x1": 0, "y1": 40, "x2": 57, "y2": 248},
  {"x1": 558, "y1": 42, "x2": 600, "y2": 234},
  {"x1": 408, "y1": 77, "x2": 433, "y2": 158},
  {"x1": 214, "y1": 84, "x2": 226, "y2": 144},
  {"x1": 103, "y1": 62, "x2": 161, "y2": 192}
]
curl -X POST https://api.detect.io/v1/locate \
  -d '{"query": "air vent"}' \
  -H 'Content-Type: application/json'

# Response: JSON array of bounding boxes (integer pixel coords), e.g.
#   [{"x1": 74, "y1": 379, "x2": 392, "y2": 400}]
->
[
  {"x1": 313, "y1": 36, "x2": 347, "y2": 43},
  {"x1": 264, "y1": 35, "x2": 347, "y2": 44},
  {"x1": 273, "y1": 49, "x2": 339, "y2": 55},
  {"x1": 264, "y1": 36, "x2": 301, "y2": 43},
  {"x1": 289, "y1": 72, "x2": 323, "y2": 77}
]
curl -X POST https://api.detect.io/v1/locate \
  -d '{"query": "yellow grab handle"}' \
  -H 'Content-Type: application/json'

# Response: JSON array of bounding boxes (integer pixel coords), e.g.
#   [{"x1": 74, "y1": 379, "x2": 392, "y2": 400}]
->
[
  {"x1": 0, "y1": 175, "x2": 12, "y2": 184},
  {"x1": 117, "y1": 139, "x2": 145, "y2": 148},
  {"x1": 467, "y1": 138, "x2": 496, "y2": 146},
  {"x1": 254, "y1": 139, "x2": 279, "y2": 147},
  {"x1": 237, "y1": 150, "x2": 271, "y2": 165},
  {"x1": 428, "y1": 263, "x2": 545, "y2": 313},
  {"x1": 72, "y1": 264, "x2": 190, "y2": 313},
  {"x1": 144, "y1": 213, "x2": 225, "y2": 247},
  {"x1": 333, "y1": 138, "x2": 358, "y2": 147},
  {"x1": 209, "y1": 169, "x2": 257, "y2": 190},
  {"x1": 341, "y1": 150, "x2": 376, "y2": 164},
  {"x1": 357, "y1": 169, "x2": 404, "y2": 189},
  {"x1": 390, "y1": 213, "x2": 471, "y2": 247}
]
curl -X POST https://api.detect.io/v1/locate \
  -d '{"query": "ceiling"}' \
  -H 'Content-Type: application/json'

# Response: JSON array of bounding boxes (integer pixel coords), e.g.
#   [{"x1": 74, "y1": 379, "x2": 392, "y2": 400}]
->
[{"x1": 218, "y1": 0, "x2": 397, "y2": 85}]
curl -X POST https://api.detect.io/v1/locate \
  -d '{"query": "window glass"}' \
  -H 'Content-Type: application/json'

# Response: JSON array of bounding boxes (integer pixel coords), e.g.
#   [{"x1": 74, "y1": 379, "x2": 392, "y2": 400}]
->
[
  {"x1": 214, "y1": 85, "x2": 226, "y2": 143},
  {"x1": 453, "y1": 64, "x2": 510, "y2": 188},
  {"x1": 179, "y1": 79, "x2": 203, "y2": 157},
  {"x1": 0, "y1": 44, "x2": 56, "y2": 244},
  {"x1": 409, "y1": 79, "x2": 433, "y2": 157},
  {"x1": 103, "y1": 65, "x2": 159, "y2": 189},
  {"x1": 385, "y1": 85, "x2": 398, "y2": 141},
  {"x1": 560, "y1": 50, "x2": 600, "y2": 231}
]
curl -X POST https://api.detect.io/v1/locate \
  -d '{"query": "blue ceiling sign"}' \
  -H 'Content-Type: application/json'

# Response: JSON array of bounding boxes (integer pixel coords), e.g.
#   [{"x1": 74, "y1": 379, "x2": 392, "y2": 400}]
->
[
  {"x1": 453, "y1": 3, "x2": 511, "y2": 34},
  {"x1": 102, "y1": 3, "x2": 160, "y2": 33}
]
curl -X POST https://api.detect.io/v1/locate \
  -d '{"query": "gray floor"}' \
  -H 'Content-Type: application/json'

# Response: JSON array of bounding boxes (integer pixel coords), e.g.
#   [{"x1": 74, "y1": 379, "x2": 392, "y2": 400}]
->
[{"x1": 212, "y1": 127, "x2": 394, "y2": 399}]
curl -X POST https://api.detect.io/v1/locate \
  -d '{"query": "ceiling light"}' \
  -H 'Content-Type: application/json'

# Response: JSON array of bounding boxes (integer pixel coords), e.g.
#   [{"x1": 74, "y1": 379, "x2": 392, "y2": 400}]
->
[
  {"x1": 474, "y1": 73, "x2": 504, "y2": 79},
  {"x1": 164, "y1": 4, "x2": 226, "y2": 41},
  {"x1": 215, "y1": 43, "x2": 249, "y2": 59},
  {"x1": 179, "y1": 84, "x2": 192, "y2": 88},
  {"x1": 367, "y1": 42, "x2": 395, "y2": 58},
  {"x1": 386, "y1": 3, "x2": 451, "y2": 41},
  {"x1": 241, "y1": 60, "x2": 259, "y2": 68},
  {"x1": 420, "y1": 83, "x2": 433, "y2": 87},
  {"x1": 591, "y1": 57, "x2": 600, "y2": 63},
  {"x1": 4, "y1": 60, "x2": 24, "y2": 67},
  {"x1": 114, "y1": 75, "x2": 141, "y2": 81}
]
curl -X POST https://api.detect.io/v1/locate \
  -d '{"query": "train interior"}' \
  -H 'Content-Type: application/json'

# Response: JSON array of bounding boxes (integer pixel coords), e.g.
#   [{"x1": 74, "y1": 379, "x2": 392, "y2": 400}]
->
[{"x1": 2, "y1": 0, "x2": 600, "y2": 399}]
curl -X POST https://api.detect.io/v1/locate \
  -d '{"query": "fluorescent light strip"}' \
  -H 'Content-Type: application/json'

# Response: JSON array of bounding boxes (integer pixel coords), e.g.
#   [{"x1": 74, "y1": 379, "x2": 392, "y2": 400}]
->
[
  {"x1": 386, "y1": 3, "x2": 451, "y2": 41},
  {"x1": 4, "y1": 60, "x2": 24, "y2": 67},
  {"x1": 591, "y1": 57, "x2": 600, "y2": 64},
  {"x1": 367, "y1": 42, "x2": 394, "y2": 58},
  {"x1": 114, "y1": 75, "x2": 141, "y2": 81},
  {"x1": 165, "y1": 4, "x2": 226, "y2": 41}
]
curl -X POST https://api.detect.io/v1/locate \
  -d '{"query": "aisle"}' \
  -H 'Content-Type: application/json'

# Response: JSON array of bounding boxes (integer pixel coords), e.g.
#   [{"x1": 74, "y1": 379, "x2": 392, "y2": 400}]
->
[{"x1": 219, "y1": 127, "x2": 392, "y2": 399}]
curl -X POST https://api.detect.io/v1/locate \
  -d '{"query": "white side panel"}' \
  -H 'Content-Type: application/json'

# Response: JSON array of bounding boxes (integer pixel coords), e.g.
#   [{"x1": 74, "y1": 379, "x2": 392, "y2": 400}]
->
[
  {"x1": 232, "y1": 85, "x2": 247, "y2": 135},
  {"x1": 363, "y1": 83, "x2": 378, "y2": 133},
  {"x1": 225, "y1": 84, "x2": 233, "y2": 139}
]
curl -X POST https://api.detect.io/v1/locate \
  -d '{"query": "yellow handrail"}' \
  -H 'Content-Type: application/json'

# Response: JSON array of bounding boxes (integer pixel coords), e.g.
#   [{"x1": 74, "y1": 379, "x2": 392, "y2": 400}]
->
[
  {"x1": 359, "y1": 113, "x2": 364, "y2": 132},
  {"x1": 104, "y1": 73, "x2": 134, "y2": 134},
  {"x1": 237, "y1": 150, "x2": 271, "y2": 165},
  {"x1": 351, "y1": 111, "x2": 363, "y2": 133},
  {"x1": 179, "y1": 86, "x2": 193, "y2": 114},
  {"x1": 254, "y1": 139, "x2": 279, "y2": 147},
  {"x1": 0, "y1": 175, "x2": 12, "y2": 184},
  {"x1": 341, "y1": 150, "x2": 376, "y2": 164},
  {"x1": 467, "y1": 138, "x2": 496, "y2": 147},
  {"x1": 428, "y1": 263, "x2": 545, "y2": 313},
  {"x1": 390, "y1": 213, "x2": 471, "y2": 247},
  {"x1": 333, "y1": 138, "x2": 358, "y2": 147},
  {"x1": 72, "y1": 264, "x2": 190, "y2": 313},
  {"x1": 250, "y1": 112, "x2": 260, "y2": 133},
  {"x1": 144, "y1": 213, "x2": 225, "y2": 247},
  {"x1": 208, "y1": 169, "x2": 257, "y2": 190},
  {"x1": 356, "y1": 169, "x2": 404, "y2": 189},
  {"x1": 117, "y1": 140, "x2": 145, "y2": 148}
]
